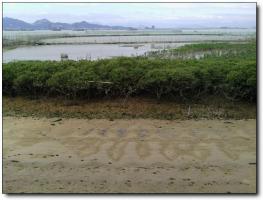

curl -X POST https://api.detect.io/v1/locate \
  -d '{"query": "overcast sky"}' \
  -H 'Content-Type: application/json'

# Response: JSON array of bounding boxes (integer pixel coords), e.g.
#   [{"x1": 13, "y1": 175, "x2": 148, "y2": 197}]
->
[{"x1": 3, "y1": 3, "x2": 256, "y2": 28}]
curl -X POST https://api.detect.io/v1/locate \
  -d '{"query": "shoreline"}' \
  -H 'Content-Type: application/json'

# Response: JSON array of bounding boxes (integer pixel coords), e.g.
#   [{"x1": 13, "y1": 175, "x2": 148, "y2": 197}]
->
[{"x1": 3, "y1": 96, "x2": 256, "y2": 120}]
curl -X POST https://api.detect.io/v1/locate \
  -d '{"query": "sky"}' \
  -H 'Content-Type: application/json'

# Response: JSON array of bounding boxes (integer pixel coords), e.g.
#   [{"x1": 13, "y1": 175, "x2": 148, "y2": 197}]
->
[{"x1": 3, "y1": 3, "x2": 256, "y2": 28}]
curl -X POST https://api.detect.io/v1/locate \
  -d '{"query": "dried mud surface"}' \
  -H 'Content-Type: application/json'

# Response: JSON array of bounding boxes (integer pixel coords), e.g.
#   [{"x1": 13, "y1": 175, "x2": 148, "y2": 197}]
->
[{"x1": 3, "y1": 117, "x2": 256, "y2": 193}]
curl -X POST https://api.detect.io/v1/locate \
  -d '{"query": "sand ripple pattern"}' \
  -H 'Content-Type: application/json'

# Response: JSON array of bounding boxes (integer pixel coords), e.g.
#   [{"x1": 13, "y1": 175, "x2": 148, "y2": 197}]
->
[
  {"x1": 4, "y1": 118, "x2": 256, "y2": 161},
  {"x1": 3, "y1": 118, "x2": 256, "y2": 193}
]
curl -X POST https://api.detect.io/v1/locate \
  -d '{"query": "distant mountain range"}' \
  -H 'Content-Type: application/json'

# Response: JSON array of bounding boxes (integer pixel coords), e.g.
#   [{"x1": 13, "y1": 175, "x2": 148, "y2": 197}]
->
[{"x1": 3, "y1": 17, "x2": 136, "y2": 30}]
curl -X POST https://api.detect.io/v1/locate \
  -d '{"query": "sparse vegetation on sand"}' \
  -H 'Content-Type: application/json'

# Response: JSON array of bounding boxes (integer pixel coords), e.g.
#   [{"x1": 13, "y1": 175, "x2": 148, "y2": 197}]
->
[{"x1": 3, "y1": 96, "x2": 256, "y2": 120}]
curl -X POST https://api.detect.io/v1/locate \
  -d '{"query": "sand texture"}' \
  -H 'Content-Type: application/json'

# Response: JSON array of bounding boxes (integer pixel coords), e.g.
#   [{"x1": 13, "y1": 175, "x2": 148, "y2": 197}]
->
[{"x1": 3, "y1": 117, "x2": 256, "y2": 193}]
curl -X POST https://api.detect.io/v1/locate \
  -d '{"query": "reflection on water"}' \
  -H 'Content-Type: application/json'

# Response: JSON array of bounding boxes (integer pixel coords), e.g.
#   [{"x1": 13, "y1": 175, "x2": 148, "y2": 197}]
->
[{"x1": 3, "y1": 43, "x2": 186, "y2": 63}]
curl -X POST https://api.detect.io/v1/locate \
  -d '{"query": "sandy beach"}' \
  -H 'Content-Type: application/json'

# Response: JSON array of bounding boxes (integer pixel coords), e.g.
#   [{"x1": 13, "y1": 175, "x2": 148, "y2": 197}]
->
[{"x1": 3, "y1": 117, "x2": 256, "y2": 193}]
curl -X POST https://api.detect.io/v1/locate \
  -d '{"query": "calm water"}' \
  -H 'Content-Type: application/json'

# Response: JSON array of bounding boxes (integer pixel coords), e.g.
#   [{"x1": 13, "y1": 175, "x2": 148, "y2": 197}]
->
[
  {"x1": 3, "y1": 28, "x2": 256, "y2": 40},
  {"x1": 3, "y1": 43, "x2": 186, "y2": 63},
  {"x1": 41, "y1": 34, "x2": 252, "y2": 44},
  {"x1": 3, "y1": 28, "x2": 255, "y2": 63}
]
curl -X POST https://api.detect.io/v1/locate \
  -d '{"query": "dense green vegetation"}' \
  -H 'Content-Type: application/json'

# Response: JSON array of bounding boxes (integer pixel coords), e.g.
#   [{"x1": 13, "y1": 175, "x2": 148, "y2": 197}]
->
[{"x1": 3, "y1": 41, "x2": 256, "y2": 102}]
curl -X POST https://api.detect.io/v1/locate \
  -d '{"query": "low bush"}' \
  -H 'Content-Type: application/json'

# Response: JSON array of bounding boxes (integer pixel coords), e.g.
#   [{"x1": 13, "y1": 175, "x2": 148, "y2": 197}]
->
[{"x1": 3, "y1": 41, "x2": 256, "y2": 102}]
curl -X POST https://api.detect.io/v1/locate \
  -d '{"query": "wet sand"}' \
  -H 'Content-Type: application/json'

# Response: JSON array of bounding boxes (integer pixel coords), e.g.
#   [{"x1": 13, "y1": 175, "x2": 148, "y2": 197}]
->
[{"x1": 3, "y1": 117, "x2": 256, "y2": 193}]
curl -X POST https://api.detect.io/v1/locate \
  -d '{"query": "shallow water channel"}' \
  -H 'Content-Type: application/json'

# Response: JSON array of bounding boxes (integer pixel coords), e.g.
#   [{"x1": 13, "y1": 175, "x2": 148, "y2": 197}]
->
[{"x1": 3, "y1": 43, "x2": 186, "y2": 62}]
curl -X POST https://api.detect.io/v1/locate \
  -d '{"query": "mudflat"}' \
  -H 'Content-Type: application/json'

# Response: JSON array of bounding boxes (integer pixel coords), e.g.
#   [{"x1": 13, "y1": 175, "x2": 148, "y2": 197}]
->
[{"x1": 3, "y1": 117, "x2": 256, "y2": 193}]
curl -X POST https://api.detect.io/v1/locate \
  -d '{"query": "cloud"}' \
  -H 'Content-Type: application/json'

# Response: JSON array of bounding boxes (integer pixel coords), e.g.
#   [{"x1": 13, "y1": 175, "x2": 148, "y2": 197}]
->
[{"x1": 3, "y1": 2, "x2": 256, "y2": 28}]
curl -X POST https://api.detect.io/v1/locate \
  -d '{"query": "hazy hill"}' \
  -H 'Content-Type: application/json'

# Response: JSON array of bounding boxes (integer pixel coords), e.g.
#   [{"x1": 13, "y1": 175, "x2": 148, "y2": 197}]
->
[
  {"x1": 3, "y1": 17, "x2": 133, "y2": 30},
  {"x1": 3, "y1": 17, "x2": 33, "y2": 30}
]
